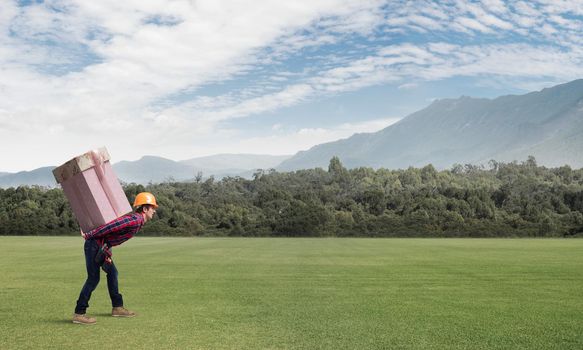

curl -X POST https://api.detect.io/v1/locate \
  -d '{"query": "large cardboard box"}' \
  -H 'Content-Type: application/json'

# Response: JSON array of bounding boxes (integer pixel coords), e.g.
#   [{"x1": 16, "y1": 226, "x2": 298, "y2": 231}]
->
[{"x1": 53, "y1": 147, "x2": 132, "y2": 232}]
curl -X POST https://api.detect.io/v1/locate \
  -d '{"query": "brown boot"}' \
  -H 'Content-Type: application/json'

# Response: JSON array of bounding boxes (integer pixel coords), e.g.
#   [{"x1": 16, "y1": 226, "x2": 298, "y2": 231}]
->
[
  {"x1": 72, "y1": 313, "x2": 97, "y2": 325},
  {"x1": 112, "y1": 306, "x2": 136, "y2": 317}
]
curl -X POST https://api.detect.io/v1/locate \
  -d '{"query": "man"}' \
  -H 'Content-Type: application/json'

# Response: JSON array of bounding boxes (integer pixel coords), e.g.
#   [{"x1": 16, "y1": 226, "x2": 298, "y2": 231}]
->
[{"x1": 72, "y1": 192, "x2": 158, "y2": 325}]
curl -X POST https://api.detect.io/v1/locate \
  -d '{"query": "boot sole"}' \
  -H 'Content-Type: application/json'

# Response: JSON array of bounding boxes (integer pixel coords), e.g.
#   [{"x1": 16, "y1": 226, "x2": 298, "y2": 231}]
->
[{"x1": 72, "y1": 320, "x2": 97, "y2": 325}]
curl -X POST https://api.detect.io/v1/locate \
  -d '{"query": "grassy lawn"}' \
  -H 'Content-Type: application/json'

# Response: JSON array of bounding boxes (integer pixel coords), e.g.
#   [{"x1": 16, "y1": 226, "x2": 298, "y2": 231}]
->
[{"x1": 1, "y1": 237, "x2": 582, "y2": 349}]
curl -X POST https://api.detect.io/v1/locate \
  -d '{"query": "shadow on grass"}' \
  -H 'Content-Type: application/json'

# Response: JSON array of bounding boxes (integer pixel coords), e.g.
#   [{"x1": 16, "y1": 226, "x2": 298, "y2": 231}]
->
[
  {"x1": 47, "y1": 319, "x2": 77, "y2": 325},
  {"x1": 45, "y1": 314, "x2": 110, "y2": 324}
]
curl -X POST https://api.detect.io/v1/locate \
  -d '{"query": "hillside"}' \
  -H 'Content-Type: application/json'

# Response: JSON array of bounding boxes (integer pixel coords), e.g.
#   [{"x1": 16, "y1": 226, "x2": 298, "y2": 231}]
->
[{"x1": 278, "y1": 79, "x2": 583, "y2": 170}]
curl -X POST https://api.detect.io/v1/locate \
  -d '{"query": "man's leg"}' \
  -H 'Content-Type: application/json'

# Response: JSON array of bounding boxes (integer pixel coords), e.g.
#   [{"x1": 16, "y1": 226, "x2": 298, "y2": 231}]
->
[
  {"x1": 105, "y1": 261, "x2": 136, "y2": 317},
  {"x1": 73, "y1": 240, "x2": 100, "y2": 323},
  {"x1": 104, "y1": 261, "x2": 123, "y2": 308}
]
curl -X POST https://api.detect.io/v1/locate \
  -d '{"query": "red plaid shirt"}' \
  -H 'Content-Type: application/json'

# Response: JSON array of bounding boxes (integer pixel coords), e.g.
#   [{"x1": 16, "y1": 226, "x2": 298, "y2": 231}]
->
[{"x1": 85, "y1": 213, "x2": 145, "y2": 247}]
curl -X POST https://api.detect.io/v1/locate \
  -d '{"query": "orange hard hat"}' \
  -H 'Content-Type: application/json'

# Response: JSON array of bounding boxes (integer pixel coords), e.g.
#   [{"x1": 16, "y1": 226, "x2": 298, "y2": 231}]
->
[{"x1": 133, "y1": 192, "x2": 158, "y2": 208}]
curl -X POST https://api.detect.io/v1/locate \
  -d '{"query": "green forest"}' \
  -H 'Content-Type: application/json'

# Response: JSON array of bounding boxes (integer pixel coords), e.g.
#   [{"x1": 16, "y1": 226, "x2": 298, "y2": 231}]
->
[{"x1": 1, "y1": 157, "x2": 583, "y2": 237}]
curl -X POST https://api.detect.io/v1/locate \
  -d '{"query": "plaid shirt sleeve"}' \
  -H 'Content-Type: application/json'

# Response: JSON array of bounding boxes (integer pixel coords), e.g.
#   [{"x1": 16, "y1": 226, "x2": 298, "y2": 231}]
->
[{"x1": 84, "y1": 213, "x2": 144, "y2": 246}]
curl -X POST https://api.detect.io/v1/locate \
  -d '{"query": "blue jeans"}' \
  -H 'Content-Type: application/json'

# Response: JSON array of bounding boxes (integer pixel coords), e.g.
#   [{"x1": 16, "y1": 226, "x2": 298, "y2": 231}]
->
[{"x1": 74, "y1": 239, "x2": 123, "y2": 314}]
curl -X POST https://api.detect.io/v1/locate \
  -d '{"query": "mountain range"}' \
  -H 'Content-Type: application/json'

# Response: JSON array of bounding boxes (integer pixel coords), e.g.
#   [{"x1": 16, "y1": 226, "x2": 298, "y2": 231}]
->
[
  {"x1": 2, "y1": 79, "x2": 582, "y2": 188},
  {"x1": 0, "y1": 154, "x2": 290, "y2": 188},
  {"x1": 278, "y1": 79, "x2": 583, "y2": 170}
]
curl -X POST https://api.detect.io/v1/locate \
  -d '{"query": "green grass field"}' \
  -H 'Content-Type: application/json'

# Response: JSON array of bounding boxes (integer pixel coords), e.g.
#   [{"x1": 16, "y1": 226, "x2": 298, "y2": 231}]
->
[{"x1": 1, "y1": 237, "x2": 582, "y2": 349}]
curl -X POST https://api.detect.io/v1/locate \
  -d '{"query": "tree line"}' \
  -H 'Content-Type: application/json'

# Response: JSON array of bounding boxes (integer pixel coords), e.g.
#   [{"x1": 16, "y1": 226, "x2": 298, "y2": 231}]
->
[{"x1": 1, "y1": 156, "x2": 583, "y2": 237}]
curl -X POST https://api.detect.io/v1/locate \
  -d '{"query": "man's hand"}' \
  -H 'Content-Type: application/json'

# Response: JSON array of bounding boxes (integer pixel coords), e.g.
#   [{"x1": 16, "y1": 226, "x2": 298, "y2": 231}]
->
[{"x1": 80, "y1": 229, "x2": 88, "y2": 240}]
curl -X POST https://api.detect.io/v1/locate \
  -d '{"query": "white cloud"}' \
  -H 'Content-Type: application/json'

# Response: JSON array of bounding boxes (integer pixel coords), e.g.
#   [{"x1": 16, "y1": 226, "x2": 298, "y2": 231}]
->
[
  {"x1": 184, "y1": 84, "x2": 315, "y2": 122},
  {"x1": 514, "y1": 2, "x2": 540, "y2": 17},
  {"x1": 398, "y1": 83, "x2": 418, "y2": 90},
  {"x1": 481, "y1": 0, "x2": 508, "y2": 15},
  {"x1": 478, "y1": 13, "x2": 514, "y2": 30},
  {"x1": 456, "y1": 17, "x2": 494, "y2": 33}
]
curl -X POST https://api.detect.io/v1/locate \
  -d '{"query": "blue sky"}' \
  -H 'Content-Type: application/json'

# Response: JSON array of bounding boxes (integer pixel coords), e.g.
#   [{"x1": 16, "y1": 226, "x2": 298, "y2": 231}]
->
[{"x1": 1, "y1": 0, "x2": 582, "y2": 171}]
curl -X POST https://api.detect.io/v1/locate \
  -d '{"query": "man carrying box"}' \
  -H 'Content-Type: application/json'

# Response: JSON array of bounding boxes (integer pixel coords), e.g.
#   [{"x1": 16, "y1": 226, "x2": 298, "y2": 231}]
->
[{"x1": 72, "y1": 192, "x2": 158, "y2": 325}]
